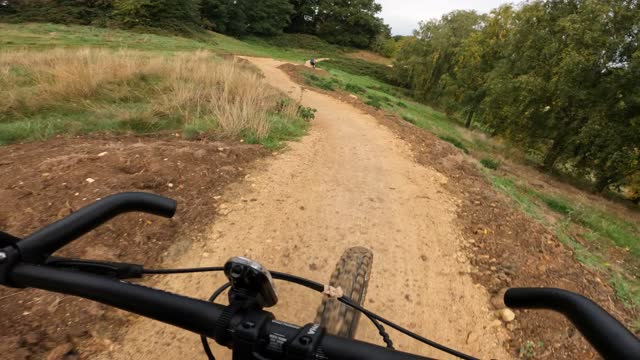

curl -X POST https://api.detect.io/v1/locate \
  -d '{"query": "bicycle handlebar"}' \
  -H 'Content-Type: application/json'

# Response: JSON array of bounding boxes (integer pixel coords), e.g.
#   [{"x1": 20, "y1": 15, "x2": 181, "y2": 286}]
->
[
  {"x1": 17, "y1": 192, "x2": 176, "y2": 263},
  {"x1": 10, "y1": 263, "x2": 432, "y2": 360},
  {"x1": 2, "y1": 193, "x2": 639, "y2": 360},
  {"x1": 505, "y1": 288, "x2": 640, "y2": 359}
]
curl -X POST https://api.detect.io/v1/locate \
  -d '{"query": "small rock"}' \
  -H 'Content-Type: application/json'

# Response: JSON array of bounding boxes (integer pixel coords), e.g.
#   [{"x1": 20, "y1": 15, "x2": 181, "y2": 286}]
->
[
  {"x1": 97, "y1": 152, "x2": 108, "y2": 157},
  {"x1": 490, "y1": 319, "x2": 503, "y2": 328},
  {"x1": 309, "y1": 263, "x2": 318, "y2": 271},
  {"x1": 85, "y1": 178, "x2": 95, "y2": 184},
  {"x1": 168, "y1": 183, "x2": 174, "y2": 188},
  {"x1": 420, "y1": 254, "x2": 427, "y2": 262},
  {"x1": 499, "y1": 308, "x2": 516, "y2": 322},
  {"x1": 219, "y1": 204, "x2": 228, "y2": 209},
  {"x1": 193, "y1": 149, "x2": 207, "y2": 159},
  {"x1": 46, "y1": 343, "x2": 74, "y2": 360},
  {"x1": 490, "y1": 295, "x2": 506, "y2": 310},
  {"x1": 299, "y1": 206, "x2": 305, "y2": 210},
  {"x1": 218, "y1": 147, "x2": 225, "y2": 151}
]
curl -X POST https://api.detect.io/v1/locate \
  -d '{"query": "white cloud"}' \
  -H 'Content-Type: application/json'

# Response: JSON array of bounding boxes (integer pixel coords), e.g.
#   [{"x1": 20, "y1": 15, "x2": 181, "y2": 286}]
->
[{"x1": 377, "y1": 0, "x2": 513, "y2": 35}]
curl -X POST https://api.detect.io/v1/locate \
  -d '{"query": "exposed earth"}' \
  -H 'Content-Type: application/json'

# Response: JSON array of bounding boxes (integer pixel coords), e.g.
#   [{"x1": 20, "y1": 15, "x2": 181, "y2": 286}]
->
[{"x1": 0, "y1": 57, "x2": 636, "y2": 360}]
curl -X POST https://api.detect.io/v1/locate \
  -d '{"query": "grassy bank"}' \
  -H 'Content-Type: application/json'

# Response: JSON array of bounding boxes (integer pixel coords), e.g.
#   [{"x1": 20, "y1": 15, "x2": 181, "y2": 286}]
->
[
  {"x1": 0, "y1": 48, "x2": 310, "y2": 148},
  {"x1": 0, "y1": 23, "x2": 346, "y2": 62}
]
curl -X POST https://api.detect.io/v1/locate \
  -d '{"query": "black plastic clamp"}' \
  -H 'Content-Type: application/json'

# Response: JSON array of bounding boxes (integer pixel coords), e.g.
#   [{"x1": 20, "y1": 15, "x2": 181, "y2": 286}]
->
[{"x1": 285, "y1": 323, "x2": 326, "y2": 360}]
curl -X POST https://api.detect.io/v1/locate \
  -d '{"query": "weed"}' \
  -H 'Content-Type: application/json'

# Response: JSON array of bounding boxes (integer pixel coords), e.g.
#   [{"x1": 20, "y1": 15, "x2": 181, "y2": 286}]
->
[
  {"x1": 519, "y1": 340, "x2": 544, "y2": 359},
  {"x1": 438, "y1": 135, "x2": 469, "y2": 154},
  {"x1": 480, "y1": 158, "x2": 501, "y2": 170},
  {"x1": 396, "y1": 100, "x2": 407, "y2": 108},
  {"x1": 297, "y1": 106, "x2": 317, "y2": 121}
]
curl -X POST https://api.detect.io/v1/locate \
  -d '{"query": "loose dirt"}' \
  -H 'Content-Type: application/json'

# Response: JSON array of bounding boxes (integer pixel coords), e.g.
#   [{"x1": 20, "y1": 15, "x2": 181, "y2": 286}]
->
[
  {"x1": 101, "y1": 57, "x2": 511, "y2": 360},
  {"x1": 0, "y1": 135, "x2": 267, "y2": 359}
]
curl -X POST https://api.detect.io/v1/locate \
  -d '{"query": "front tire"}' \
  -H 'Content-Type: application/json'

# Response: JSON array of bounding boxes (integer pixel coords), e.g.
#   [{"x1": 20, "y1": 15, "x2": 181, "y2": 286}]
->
[{"x1": 314, "y1": 247, "x2": 373, "y2": 338}]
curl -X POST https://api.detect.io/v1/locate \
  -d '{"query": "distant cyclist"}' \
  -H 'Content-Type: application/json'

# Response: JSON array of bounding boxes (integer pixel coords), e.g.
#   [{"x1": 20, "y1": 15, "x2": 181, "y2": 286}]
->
[{"x1": 310, "y1": 58, "x2": 316, "y2": 69}]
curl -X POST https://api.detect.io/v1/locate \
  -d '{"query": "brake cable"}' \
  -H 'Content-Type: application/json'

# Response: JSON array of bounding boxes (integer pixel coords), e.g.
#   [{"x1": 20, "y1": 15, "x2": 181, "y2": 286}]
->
[{"x1": 144, "y1": 266, "x2": 478, "y2": 360}]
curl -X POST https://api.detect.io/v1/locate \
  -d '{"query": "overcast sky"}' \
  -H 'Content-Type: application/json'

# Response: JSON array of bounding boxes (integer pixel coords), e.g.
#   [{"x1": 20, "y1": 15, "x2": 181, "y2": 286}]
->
[{"x1": 377, "y1": 0, "x2": 513, "y2": 35}]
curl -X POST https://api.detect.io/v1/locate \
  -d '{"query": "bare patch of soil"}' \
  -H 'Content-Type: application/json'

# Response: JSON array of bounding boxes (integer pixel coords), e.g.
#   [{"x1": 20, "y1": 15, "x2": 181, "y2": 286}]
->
[
  {"x1": 0, "y1": 134, "x2": 267, "y2": 360},
  {"x1": 279, "y1": 65, "x2": 638, "y2": 359}
]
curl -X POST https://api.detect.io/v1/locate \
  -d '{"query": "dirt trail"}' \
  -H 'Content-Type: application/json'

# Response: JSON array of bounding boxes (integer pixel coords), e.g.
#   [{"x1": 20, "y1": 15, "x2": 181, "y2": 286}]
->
[{"x1": 101, "y1": 58, "x2": 510, "y2": 360}]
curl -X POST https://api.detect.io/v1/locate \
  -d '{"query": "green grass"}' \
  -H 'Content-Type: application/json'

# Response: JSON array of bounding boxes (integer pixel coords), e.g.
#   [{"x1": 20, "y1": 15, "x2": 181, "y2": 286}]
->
[
  {"x1": 438, "y1": 135, "x2": 470, "y2": 154},
  {"x1": 344, "y1": 83, "x2": 367, "y2": 94},
  {"x1": 242, "y1": 112, "x2": 310, "y2": 150},
  {"x1": 480, "y1": 158, "x2": 501, "y2": 170},
  {"x1": 304, "y1": 73, "x2": 340, "y2": 91},
  {"x1": 0, "y1": 23, "x2": 335, "y2": 62},
  {"x1": 321, "y1": 57, "x2": 394, "y2": 85}
]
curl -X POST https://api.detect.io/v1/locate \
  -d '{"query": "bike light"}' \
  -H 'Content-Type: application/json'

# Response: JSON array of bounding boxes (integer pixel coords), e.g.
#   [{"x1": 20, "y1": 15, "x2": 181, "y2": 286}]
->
[{"x1": 224, "y1": 257, "x2": 278, "y2": 308}]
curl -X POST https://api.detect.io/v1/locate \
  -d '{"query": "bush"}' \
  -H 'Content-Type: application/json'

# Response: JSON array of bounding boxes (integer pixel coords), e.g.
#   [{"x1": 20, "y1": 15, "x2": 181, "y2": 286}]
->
[
  {"x1": 396, "y1": 100, "x2": 407, "y2": 108},
  {"x1": 480, "y1": 158, "x2": 500, "y2": 170},
  {"x1": 438, "y1": 135, "x2": 469, "y2": 154}
]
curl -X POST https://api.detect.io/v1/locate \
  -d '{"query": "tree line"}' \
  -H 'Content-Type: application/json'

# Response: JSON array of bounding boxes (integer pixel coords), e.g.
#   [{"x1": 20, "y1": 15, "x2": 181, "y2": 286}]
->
[
  {"x1": 0, "y1": 0, "x2": 387, "y2": 48},
  {"x1": 394, "y1": 0, "x2": 640, "y2": 195}
]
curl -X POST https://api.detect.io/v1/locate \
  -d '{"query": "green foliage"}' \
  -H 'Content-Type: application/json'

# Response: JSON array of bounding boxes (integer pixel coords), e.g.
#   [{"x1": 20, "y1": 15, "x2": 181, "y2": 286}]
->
[
  {"x1": 0, "y1": 0, "x2": 113, "y2": 25},
  {"x1": 113, "y1": 0, "x2": 201, "y2": 32},
  {"x1": 297, "y1": 105, "x2": 317, "y2": 121},
  {"x1": 370, "y1": 33, "x2": 396, "y2": 57},
  {"x1": 286, "y1": 0, "x2": 387, "y2": 48},
  {"x1": 201, "y1": 0, "x2": 293, "y2": 36},
  {"x1": 480, "y1": 158, "x2": 500, "y2": 170},
  {"x1": 438, "y1": 135, "x2": 469, "y2": 154},
  {"x1": 393, "y1": 1, "x2": 640, "y2": 195}
]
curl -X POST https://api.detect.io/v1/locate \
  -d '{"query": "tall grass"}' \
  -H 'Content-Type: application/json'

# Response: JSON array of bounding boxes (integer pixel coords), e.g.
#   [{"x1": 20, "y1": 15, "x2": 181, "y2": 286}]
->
[{"x1": 0, "y1": 48, "x2": 293, "y2": 144}]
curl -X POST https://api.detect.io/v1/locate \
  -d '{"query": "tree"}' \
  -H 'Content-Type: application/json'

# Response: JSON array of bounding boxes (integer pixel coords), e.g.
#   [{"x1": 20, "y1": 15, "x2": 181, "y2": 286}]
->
[
  {"x1": 201, "y1": 0, "x2": 293, "y2": 36},
  {"x1": 287, "y1": 0, "x2": 317, "y2": 34},
  {"x1": 314, "y1": 0, "x2": 385, "y2": 48},
  {"x1": 0, "y1": 0, "x2": 113, "y2": 24},
  {"x1": 113, "y1": 0, "x2": 200, "y2": 32}
]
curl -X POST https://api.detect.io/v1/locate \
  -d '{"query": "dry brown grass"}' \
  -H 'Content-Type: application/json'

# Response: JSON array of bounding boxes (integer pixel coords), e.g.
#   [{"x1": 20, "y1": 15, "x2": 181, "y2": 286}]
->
[{"x1": 0, "y1": 48, "x2": 284, "y2": 139}]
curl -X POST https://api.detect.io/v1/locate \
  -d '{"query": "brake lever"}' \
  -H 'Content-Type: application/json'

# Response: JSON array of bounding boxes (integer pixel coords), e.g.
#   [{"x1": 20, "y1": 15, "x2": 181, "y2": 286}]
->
[{"x1": 44, "y1": 256, "x2": 144, "y2": 280}]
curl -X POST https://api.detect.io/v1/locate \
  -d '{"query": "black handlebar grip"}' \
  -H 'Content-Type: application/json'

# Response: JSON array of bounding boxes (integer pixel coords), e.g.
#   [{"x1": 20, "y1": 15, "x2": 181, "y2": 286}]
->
[
  {"x1": 505, "y1": 288, "x2": 640, "y2": 360},
  {"x1": 17, "y1": 192, "x2": 177, "y2": 263}
]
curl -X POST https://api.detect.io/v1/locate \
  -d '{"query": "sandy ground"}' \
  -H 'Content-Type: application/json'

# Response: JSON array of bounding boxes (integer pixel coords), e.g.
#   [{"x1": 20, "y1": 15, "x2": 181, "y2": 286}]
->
[{"x1": 99, "y1": 58, "x2": 510, "y2": 360}]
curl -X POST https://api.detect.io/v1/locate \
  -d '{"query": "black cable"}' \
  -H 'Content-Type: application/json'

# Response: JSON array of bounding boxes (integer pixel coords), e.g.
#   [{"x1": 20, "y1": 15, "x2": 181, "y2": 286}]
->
[
  {"x1": 339, "y1": 297, "x2": 479, "y2": 360},
  {"x1": 201, "y1": 282, "x2": 232, "y2": 360},
  {"x1": 142, "y1": 266, "x2": 224, "y2": 275},
  {"x1": 363, "y1": 312, "x2": 394, "y2": 349}
]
